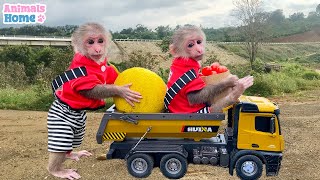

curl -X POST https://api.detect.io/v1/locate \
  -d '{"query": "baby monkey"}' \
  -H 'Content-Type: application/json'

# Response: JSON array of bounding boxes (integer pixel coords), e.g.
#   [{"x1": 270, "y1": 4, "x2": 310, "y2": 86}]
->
[
  {"x1": 47, "y1": 22, "x2": 142, "y2": 179},
  {"x1": 165, "y1": 25, "x2": 253, "y2": 113}
]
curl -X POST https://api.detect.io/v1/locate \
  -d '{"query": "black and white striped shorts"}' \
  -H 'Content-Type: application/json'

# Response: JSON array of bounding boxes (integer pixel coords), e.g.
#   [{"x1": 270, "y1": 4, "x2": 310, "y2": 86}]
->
[
  {"x1": 196, "y1": 106, "x2": 210, "y2": 113},
  {"x1": 47, "y1": 100, "x2": 87, "y2": 152}
]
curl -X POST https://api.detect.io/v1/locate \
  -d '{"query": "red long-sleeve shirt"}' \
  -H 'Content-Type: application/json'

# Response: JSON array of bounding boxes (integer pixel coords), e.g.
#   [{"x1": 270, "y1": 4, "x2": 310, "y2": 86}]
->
[
  {"x1": 166, "y1": 57, "x2": 206, "y2": 113},
  {"x1": 55, "y1": 53, "x2": 118, "y2": 110}
]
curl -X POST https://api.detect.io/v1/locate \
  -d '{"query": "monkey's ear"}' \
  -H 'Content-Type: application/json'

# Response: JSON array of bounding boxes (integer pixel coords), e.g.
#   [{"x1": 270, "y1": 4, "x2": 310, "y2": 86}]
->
[{"x1": 169, "y1": 44, "x2": 176, "y2": 56}]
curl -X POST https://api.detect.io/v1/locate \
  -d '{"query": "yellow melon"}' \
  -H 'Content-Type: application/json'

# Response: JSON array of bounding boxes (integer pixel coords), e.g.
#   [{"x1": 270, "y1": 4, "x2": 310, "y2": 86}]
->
[{"x1": 113, "y1": 67, "x2": 166, "y2": 113}]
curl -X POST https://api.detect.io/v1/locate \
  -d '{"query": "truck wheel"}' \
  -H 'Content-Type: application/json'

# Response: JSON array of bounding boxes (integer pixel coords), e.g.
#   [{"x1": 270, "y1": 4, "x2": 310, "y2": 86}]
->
[
  {"x1": 127, "y1": 153, "x2": 154, "y2": 178},
  {"x1": 235, "y1": 155, "x2": 263, "y2": 180},
  {"x1": 160, "y1": 153, "x2": 188, "y2": 179}
]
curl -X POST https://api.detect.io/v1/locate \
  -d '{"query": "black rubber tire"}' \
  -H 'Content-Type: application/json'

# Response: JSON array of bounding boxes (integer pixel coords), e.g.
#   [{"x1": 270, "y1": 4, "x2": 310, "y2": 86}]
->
[
  {"x1": 160, "y1": 153, "x2": 188, "y2": 179},
  {"x1": 235, "y1": 155, "x2": 263, "y2": 180},
  {"x1": 126, "y1": 153, "x2": 154, "y2": 178}
]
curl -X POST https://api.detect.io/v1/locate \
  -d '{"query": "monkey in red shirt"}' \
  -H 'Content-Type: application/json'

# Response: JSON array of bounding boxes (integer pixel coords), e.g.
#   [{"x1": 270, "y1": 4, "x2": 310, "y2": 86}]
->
[
  {"x1": 47, "y1": 22, "x2": 142, "y2": 180},
  {"x1": 166, "y1": 26, "x2": 253, "y2": 113}
]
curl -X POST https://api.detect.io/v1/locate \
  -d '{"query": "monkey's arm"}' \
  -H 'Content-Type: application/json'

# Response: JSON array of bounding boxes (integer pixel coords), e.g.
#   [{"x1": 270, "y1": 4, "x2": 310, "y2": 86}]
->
[
  {"x1": 79, "y1": 84, "x2": 142, "y2": 106},
  {"x1": 187, "y1": 77, "x2": 237, "y2": 104}
]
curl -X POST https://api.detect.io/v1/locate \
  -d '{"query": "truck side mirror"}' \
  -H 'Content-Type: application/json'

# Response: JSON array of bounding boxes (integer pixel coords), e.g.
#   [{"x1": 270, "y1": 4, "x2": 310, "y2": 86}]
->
[{"x1": 270, "y1": 117, "x2": 275, "y2": 134}]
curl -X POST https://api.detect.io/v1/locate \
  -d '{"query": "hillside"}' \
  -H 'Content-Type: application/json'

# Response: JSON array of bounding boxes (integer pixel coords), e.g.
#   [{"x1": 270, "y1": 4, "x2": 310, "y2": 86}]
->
[
  {"x1": 272, "y1": 27, "x2": 320, "y2": 43},
  {"x1": 106, "y1": 27, "x2": 320, "y2": 71},
  {"x1": 108, "y1": 41, "x2": 248, "y2": 70}
]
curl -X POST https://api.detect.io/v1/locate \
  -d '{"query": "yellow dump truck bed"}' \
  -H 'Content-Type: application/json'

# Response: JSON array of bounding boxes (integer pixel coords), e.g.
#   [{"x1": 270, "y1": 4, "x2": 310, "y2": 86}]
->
[
  {"x1": 96, "y1": 96, "x2": 278, "y2": 143},
  {"x1": 96, "y1": 105, "x2": 225, "y2": 142}
]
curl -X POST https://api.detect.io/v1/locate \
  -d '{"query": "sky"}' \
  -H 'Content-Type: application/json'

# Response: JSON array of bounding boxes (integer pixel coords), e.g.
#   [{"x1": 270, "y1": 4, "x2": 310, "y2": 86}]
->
[{"x1": 1, "y1": 0, "x2": 319, "y2": 32}]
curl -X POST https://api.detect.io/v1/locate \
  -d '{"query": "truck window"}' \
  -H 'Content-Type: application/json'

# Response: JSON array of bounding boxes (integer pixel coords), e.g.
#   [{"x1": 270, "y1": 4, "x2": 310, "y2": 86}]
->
[{"x1": 255, "y1": 116, "x2": 274, "y2": 133}]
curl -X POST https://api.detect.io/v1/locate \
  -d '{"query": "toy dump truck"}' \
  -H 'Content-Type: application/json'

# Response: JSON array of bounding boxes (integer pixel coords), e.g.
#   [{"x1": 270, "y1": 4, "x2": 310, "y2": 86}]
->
[{"x1": 96, "y1": 95, "x2": 284, "y2": 180}]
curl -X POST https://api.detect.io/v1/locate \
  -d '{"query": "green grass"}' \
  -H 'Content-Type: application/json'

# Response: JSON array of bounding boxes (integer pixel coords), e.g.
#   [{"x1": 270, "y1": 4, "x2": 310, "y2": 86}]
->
[
  {"x1": 0, "y1": 87, "x2": 115, "y2": 111},
  {"x1": 245, "y1": 69, "x2": 320, "y2": 96},
  {"x1": 0, "y1": 87, "x2": 47, "y2": 110}
]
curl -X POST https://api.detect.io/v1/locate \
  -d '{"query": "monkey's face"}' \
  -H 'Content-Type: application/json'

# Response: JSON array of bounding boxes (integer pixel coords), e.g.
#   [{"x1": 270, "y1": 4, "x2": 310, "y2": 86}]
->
[
  {"x1": 184, "y1": 34, "x2": 205, "y2": 61},
  {"x1": 83, "y1": 33, "x2": 107, "y2": 62}
]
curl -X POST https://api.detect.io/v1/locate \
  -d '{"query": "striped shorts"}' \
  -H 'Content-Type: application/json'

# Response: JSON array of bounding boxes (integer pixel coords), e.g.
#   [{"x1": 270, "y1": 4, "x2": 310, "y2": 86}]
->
[
  {"x1": 47, "y1": 100, "x2": 87, "y2": 152},
  {"x1": 196, "y1": 106, "x2": 210, "y2": 113}
]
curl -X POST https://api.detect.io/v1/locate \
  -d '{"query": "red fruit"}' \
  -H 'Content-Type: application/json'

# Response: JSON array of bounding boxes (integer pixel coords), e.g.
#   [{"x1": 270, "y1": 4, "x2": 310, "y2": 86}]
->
[
  {"x1": 211, "y1": 70, "x2": 218, "y2": 75},
  {"x1": 202, "y1": 66, "x2": 213, "y2": 76},
  {"x1": 216, "y1": 65, "x2": 228, "y2": 73},
  {"x1": 210, "y1": 62, "x2": 220, "y2": 71}
]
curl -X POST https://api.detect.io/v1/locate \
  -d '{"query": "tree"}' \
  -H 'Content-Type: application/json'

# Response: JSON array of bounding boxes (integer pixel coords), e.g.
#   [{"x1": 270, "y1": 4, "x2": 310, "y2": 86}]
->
[
  {"x1": 0, "y1": 45, "x2": 36, "y2": 82},
  {"x1": 134, "y1": 24, "x2": 149, "y2": 34},
  {"x1": 155, "y1": 25, "x2": 172, "y2": 39},
  {"x1": 232, "y1": 0, "x2": 269, "y2": 69},
  {"x1": 308, "y1": 11, "x2": 318, "y2": 19},
  {"x1": 120, "y1": 28, "x2": 134, "y2": 35},
  {"x1": 289, "y1": 12, "x2": 305, "y2": 21},
  {"x1": 268, "y1": 9, "x2": 285, "y2": 24},
  {"x1": 133, "y1": 24, "x2": 157, "y2": 39}
]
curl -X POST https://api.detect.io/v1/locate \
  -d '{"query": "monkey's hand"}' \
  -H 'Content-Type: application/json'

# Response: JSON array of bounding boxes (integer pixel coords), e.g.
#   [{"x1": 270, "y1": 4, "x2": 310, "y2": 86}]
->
[
  {"x1": 223, "y1": 74, "x2": 239, "y2": 87},
  {"x1": 79, "y1": 84, "x2": 142, "y2": 104},
  {"x1": 237, "y1": 75, "x2": 254, "y2": 89},
  {"x1": 66, "y1": 150, "x2": 92, "y2": 161},
  {"x1": 117, "y1": 83, "x2": 142, "y2": 107}
]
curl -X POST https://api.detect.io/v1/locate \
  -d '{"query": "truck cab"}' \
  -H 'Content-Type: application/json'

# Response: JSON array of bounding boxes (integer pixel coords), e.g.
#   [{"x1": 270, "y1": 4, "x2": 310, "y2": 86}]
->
[{"x1": 226, "y1": 96, "x2": 284, "y2": 179}]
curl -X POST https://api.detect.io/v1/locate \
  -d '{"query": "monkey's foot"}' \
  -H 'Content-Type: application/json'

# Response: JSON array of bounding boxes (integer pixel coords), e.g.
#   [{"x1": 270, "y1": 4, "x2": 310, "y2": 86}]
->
[
  {"x1": 66, "y1": 150, "x2": 92, "y2": 161},
  {"x1": 49, "y1": 169, "x2": 81, "y2": 180}
]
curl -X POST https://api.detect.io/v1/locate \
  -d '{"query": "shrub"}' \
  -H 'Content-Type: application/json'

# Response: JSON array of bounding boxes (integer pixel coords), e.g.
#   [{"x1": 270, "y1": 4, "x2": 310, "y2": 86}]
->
[
  {"x1": 0, "y1": 62, "x2": 28, "y2": 89},
  {"x1": 273, "y1": 73, "x2": 298, "y2": 93},
  {"x1": 158, "y1": 67, "x2": 170, "y2": 83},
  {"x1": 227, "y1": 63, "x2": 252, "y2": 78},
  {"x1": 302, "y1": 71, "x2": 320, "y2": 80},
  {"x1": 252, "y1": 58, "x2": 266, "y2": 73},
  {"x1": 110, "y1": 50, "x2": 163, "y2": 74},
  {"x1": 295, "y1": 78, "x2": 313, "y2": 90},
  {"x1": 202, "y1": 54, "x2": 219, "y2": 67},
  {"x1": 157, "y1": 37, "x2": 170, "y2": 53},
  {"x1": 306, "y1": 53, "x2": 320, "y2": 63},
  {"x1": 123, "y1": 50, "x2": 160, "y2": 70},
  {"x1": 245, "y1": 74, "x2": 276, "y2": 96},
  {"x1": 282, "y1": 64, "x2": 306, "y2": 77},
  {"x1": 0, "y1": 45, "x2": 73, "y2": 85},
  {"x1": 47, "y1": 47, "x2": 73, "y2": 76},
  {"x1": 28, "y1": 91, "x2": 53, "y2": 111},
  {"x1": 0, "y1": 45, "x2": 37, "y2": 82}
]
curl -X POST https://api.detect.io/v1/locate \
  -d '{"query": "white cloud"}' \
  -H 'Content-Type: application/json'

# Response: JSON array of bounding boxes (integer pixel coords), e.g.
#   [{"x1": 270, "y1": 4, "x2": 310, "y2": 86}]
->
[{"x1": 264, "y1": 0, "x2": 319, "y2": 17}]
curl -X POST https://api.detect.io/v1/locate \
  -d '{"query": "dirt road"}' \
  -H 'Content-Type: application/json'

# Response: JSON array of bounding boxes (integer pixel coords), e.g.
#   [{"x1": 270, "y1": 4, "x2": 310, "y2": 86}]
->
[{"x1": 1, "y1": 89, "x2": 320, "y2": 180}]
